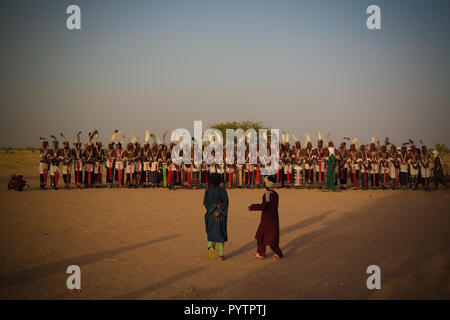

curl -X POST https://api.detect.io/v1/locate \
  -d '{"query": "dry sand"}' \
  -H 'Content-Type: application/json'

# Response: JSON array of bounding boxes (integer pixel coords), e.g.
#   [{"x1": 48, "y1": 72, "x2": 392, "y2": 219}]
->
[{"x1": 0, "y1": 151, "x2": 449, "y2": 299}]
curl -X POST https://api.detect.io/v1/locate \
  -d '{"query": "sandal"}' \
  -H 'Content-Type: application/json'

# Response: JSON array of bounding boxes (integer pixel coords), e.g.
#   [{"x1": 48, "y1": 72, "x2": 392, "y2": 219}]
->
[{"x1": 208, "y1": 247, "x2": 216, "y2": 260}]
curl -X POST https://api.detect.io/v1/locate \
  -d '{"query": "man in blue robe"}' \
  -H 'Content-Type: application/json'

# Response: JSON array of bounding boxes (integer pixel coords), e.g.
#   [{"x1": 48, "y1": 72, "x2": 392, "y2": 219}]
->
[{"x1": 204, "y1": 173, "x2": 229, "y2": 261}]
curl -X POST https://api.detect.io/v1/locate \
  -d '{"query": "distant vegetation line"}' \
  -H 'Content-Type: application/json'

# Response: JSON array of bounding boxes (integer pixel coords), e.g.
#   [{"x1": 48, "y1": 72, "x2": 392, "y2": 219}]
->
[{"x1": 0, "y1": 147, "x2": 38, "y2": 153}]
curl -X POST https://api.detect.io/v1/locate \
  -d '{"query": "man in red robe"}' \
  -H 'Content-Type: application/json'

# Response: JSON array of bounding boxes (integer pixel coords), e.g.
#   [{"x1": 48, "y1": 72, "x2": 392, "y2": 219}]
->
[{"x1": 248, "y1": 176, "x2": 283, "y2": 260}]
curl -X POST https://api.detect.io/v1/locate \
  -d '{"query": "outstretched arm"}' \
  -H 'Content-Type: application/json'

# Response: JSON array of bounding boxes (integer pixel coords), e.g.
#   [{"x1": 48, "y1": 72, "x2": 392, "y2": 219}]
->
[{"x1": 248, "y1": 194, "x2": 268, "y2": 211}]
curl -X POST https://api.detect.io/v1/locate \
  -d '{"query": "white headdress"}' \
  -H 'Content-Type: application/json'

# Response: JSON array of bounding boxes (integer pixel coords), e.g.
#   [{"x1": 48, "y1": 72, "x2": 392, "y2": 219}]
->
[
  {"x1": 110, "y1": 129, "x2": 119, "y2": 143},
  {"x1": 154, "y1": 133, "x2": 162, "y2": 145},
  {"x1": 145, "y1": 129, "x2": 150, "y2": 144},
  {"x1": 316, "y1": 131, "x2": 323, "y2": 141},
  {"x1": 73, "y1": 131, "x2": 82, "y2": 144},
  {"x1": 304, "y1": 132, "x2": 311, "y2": 145}
]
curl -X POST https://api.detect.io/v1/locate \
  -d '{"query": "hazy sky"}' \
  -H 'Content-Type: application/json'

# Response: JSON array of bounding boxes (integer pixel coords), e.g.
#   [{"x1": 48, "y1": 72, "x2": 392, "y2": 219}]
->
[{"x1": 1, "y1": 0, "x2": 449, "y2": 147}]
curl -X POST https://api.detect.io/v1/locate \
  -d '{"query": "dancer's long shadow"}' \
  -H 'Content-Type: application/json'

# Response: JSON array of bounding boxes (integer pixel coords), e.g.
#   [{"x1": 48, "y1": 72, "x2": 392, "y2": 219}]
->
[
  {"x1": 0, "y1": 234, "x2": 179, "y2": 290},
  {"x1": 116, "y1": 267, "x2": 205, "y2": 300},
  {"x1": 226, "y1": 210, "x2": 335, "y2": 259}
]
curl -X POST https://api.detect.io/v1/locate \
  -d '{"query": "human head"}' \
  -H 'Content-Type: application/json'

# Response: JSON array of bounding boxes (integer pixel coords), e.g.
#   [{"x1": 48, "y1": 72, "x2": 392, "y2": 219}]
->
[
  {"x1": 263, "y1": 175, "x2": 276, "y2": 189},
  {"x1": 210, "y1": 173, "x2": 222, "y2": 187}
]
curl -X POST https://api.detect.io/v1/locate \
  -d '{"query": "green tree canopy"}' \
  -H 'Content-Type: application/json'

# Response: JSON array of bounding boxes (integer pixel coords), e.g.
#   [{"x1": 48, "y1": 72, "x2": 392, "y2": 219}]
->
[
  {"x1": 210, "y1": 121, "x2": 266, "y2": 136},
  {"x1": 434, "y1": 143, "x2": 449, "y2": 155},
  {"x1": 209, "y1": 121, "x2": 273, "y2": 143}
]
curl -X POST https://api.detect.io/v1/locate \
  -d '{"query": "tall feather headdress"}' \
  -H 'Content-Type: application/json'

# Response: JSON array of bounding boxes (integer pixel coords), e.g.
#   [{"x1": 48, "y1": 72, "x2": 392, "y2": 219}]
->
[
  {"x1": 145, "y1": 129, "x2": 150, "y2": 144},
  {"x1": 285, "y1": 132, "x2": 290, "y2": 144},
  {"x1": 371, "y1": 136, "x2": 378, "y2": 144},
  {"x1": 74, "y1": 131, "x2": 82, "y2": 144},
  {"x1": 304, "y1": 132, "x2": 311, "y2": 144},
  {"x1": 316, "y1": 131, "x2": 323, "y2": 141},
  {"x1": 110, "y1": 129, "x2": 119, "y2": 143},
  {"x1": 153, "y1": 133, "x2": 161, "y2": 145},
  {"x1": 92, "y1": 129, "x2": 99, "y2": 142}
]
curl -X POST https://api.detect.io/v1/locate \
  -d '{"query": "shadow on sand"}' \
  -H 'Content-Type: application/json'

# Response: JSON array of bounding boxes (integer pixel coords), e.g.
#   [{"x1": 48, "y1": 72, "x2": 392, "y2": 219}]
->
[
  {"x1": 0, "y1": 234, "x2": 179, "y2": 291},
  {"x1": 226, "y1": 210, "x2": 336, "y2": 259}
]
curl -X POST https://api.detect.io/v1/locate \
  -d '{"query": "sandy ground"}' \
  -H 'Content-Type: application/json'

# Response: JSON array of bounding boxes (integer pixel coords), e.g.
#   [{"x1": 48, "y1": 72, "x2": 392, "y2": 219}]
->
[{"x1": 0, "y1": 151, "x2": 449, "y2": 299}]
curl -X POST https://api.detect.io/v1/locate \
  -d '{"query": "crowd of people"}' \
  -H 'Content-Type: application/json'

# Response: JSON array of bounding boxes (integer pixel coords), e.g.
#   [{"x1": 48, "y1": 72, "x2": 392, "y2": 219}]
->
[{"x1": 37, "y1": 130, "x2": 448, "y2": 191}]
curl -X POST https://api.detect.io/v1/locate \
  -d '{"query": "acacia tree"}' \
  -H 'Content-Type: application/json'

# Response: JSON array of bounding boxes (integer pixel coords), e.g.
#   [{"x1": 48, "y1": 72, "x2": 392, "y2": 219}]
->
[
  {"x1": 209, "y1": 121, "x2": 272, "y2": 143},
  {"x1": 434, "y1": 143, "x2": 449, "y2": 155}
]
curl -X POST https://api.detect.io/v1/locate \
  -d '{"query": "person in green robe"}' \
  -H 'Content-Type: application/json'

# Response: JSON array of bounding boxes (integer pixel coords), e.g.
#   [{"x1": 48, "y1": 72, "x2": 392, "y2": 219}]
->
[
  {"x1": 204, "y1": 173, "x2": 229, "y2": 261},
  {"x1": 325, "y1": 147, "x2": 336, "y2": 191}
]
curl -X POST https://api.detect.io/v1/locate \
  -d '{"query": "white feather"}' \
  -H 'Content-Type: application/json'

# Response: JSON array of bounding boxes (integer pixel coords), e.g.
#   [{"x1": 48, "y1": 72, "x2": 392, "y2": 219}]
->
[
  {"x1": 316, "y1": 131, "x2": 322, "y2": 141},
  {"x1": 155, "y1": 134, "x2": 161, "y2": 145},
  {"x1": 304, "y1": 132, "x2": 311, "y2": 143}
]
